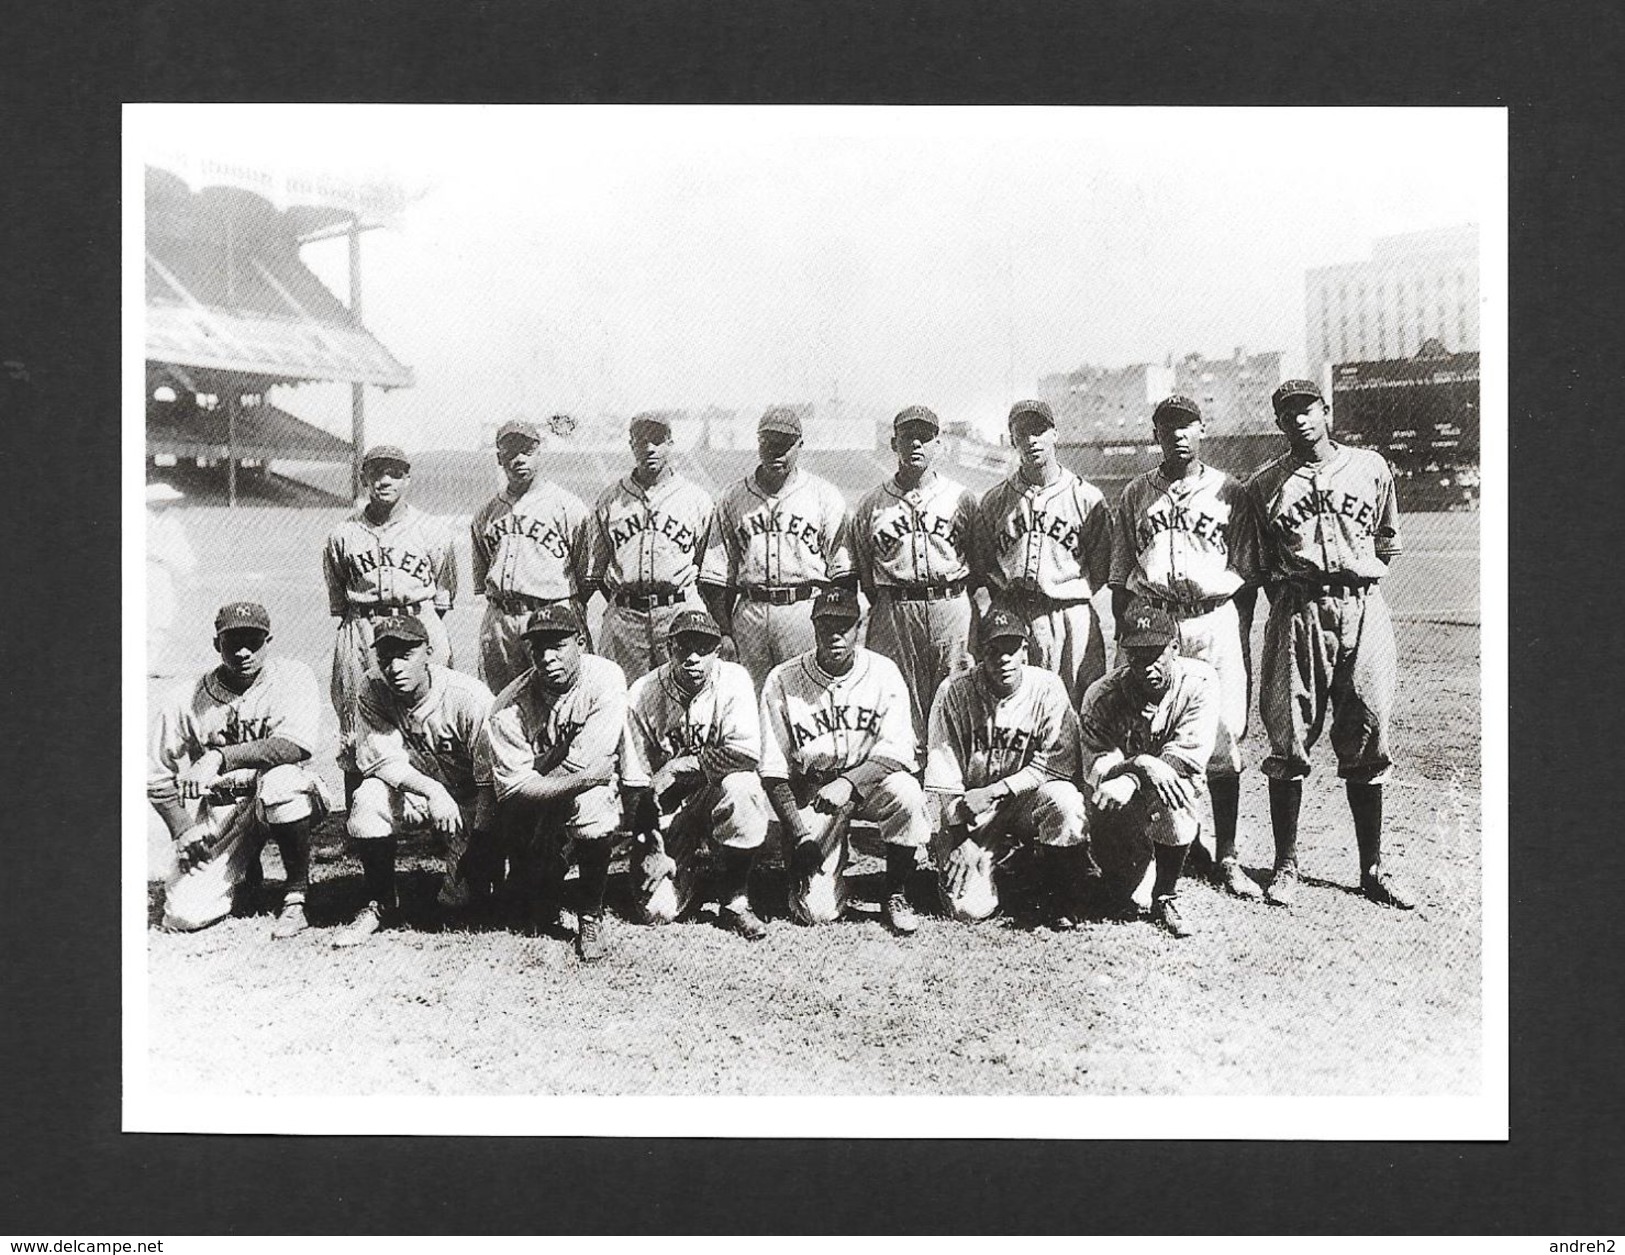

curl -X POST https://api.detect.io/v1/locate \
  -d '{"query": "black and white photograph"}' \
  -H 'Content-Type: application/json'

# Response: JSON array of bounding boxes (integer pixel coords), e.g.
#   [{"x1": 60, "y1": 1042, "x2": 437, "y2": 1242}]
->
[{"x1": 124, "y1": 103, "x2": 1505, "y2": 1137}]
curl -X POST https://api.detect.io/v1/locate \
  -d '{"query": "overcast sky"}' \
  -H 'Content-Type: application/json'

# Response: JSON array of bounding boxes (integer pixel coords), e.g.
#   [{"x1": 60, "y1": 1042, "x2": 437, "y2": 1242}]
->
[{"x1": 131, "y1": 105, "x2": 1503, "y2": 448}]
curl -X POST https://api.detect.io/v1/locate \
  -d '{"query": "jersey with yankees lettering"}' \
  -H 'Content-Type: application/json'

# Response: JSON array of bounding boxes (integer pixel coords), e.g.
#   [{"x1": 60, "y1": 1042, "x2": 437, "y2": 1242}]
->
[
  {"x1": 482, "y1": 655, "x2": 628, "y2": 801},
  {"x1": 851, "y1": 473, "x2": 979, "y2": 590},
  {"x1": 148, "y1": 657, "x2": 321, "y2": 795},
  {"x1": 1078, "y1": 657, "x2": 1219, "y2": 789},
  {"x1": 471, "y1": 481, "x2": 591, "y2": 601},
  {"x1": 323, "y1": 504, "x2": 457, "y2": 614},
  {"x1": 621, "y1": 658, "x2": 760, "y2": 789},
  {"x1": 353, "y1": 664, "x2": 494, "y2": 801},
  {"x1": 587, "y1": 472, "x2": 715, "y2": 595},
  {"x1": 924, "y1": 665, "x2": 1082, "y2": 795},
  {"x1": 1112, "y1": 463, "x2": 1261, "y2": 601},
  {"x1": 758, "y1": 648, "x2": 916, "y2": 781},
  {"x1": 699, "y1": 469, "x2": 853, "y2": 590},
  {"x1": 975, "y1": 468, "x2": 1114, "y2": 600},
  {"x1": 1245, "y1": 444, "x2": 1402, "y2": 584}
]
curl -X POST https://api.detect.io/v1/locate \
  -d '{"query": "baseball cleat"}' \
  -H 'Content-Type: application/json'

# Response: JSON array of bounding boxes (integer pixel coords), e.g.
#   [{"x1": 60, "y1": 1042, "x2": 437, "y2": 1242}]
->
[
  {"x1": 720, "y1": 902, "x2": 768, "y2": 941},
  {"x1": 884, "y1": 892, "x2": 920, "y2": 936},
  {"x1": 1151, "y1": 894, "x2": 1195, "y2": 938},
  {"x1": 1264, "y1": 863, "x2": 1299, "y2": 908},
  {"x1": 575, "y1": 913, "x2": 608, "y2": 962},
  {"x1": 331, "y1": 902, "x2": 384, "y2": 948},
  {"x1": 1215, "y1": 857, "x2": 1264, "y2": 900},
  {"x1": 1361, "y1": 869, "x2": 1416, "y2": 910},
  {"x1": 436, "y1": 872, "x2": 473, "y2": 911},
  {"x1": 270, "y1": 901, "x2": 309, "y2": 940}
]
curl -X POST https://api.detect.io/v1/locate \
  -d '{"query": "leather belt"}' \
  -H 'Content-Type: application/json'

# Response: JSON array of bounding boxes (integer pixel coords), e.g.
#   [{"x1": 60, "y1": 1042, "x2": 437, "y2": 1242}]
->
[
  {"x1": 1278, "y1": 577, "x2": 1376, "y2": 598},
  {"x1": 740, "y1": 583, "x2": 820, "y2": 605},
  {"x1": 1000, "y1": 585, "x2": 1089, "y2": 609},
  {"x1": 1141, "y1": 594, "x2": 1230, "y2": 617},
  {"x1": 488, "y1": 591, "x2": 559, "y2": 615},
  {"x1": 887, "y1": 579, "x2": 968, "y2": 603},
  {"x1": 351, "y1": 601, "x2": 423, "y2": 620},
  {"x1": 205, "y1": 783, "x2": 255, "y2": 806},
  {"x1": 613, "y1": 587, "x2": 686, "y2": 611}
]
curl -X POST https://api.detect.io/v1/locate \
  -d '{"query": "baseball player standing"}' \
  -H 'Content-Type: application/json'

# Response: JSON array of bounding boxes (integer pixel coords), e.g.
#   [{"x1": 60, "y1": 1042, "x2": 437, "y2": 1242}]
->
[
  {"x1": 1111, "y1": 394, "x2": 1263, "y2": 899},
  {"x1": 851, "y1": 405, "x2": 980, "y2": 750},
  {"x1": 585, "y1": 412, "x2": 717, "y2": 682},
  {"x1": 759, "y1": 588, "x2": 931, "y2": 934},
  {"x1": 330, "y1": 615, "x2": 497, "y2": 948},
  {"x1": 147, "y1": 602, "x2": 329, "y2": 937},
  {"x1": 925, "y1": 607, "x2": 1094, "y2": 927},
  {"x1": 471, "y1": 419, "x2": 592, "y2": 696},
  {"x1": 974, "y1": 399, "x2": 1115, "y2": 706},
  {"x1": 699, "y1": 406, "x2": 854, "y2": 693},
  {"x1": 620, "y1": 609, "x2": 772, "y2": 940},
  {"x1": 1245, "y1": 379, "x2": 1412, "y2": 911},
  {"x1": 482, "y1": 603, "x2": 628, "y2": 961},
  {"x1": 1078, "y1": 605, "x2": 1220, "y2": 938},
  {"x1": 323, "y1": 445, "x2": 457, "y2": 799}
]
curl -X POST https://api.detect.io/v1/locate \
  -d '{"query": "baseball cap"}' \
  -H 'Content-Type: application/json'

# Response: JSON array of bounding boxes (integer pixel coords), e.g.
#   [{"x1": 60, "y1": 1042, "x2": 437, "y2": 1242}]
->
[
  {"x1": 371, "y1": 614, "x2": 429, "y2": 646},
  {"x1": 1118, "y1": 603, "x2": 1178, "y2": 649},
  {"x1": 1007, "y1": 399, "x2": 1056, "y2": 429},
  {"x1": 630, "y1": 411, "x2": 673, "y2": 437},
  {"x1": 214, "y1": 601, "x2": 271, "y2": 634},
  {"x1": 361, "y1": 444, "x2": 411, "y2": 471},
  {"x1": 893, "y1": 405, "x2": 941, "y2": 433},
  {"x1": 810, "y1": 587, "x2": 862, "y2": 622},
  {"x1": 1153, "y1": 394, "x2": 1203, "y2": 425},
  {"x1": 521, "y1": 602, "x2": 584, "y2": 639},
  {"x1": 980, "y1": 607, "x2": 1029, "y2": 646},
  {"x1": 496, "y1": 419, "x2": 541, "y2": 447},
  {"x1": 666, "y1": 608, "x2": 722, "y2": 641},
  {"x1": 1271, "y1": 379, "x2": 1324, "y2": 414},
  {"x1": 758, "y1": 406, "x2": 803, "y2": 438}
]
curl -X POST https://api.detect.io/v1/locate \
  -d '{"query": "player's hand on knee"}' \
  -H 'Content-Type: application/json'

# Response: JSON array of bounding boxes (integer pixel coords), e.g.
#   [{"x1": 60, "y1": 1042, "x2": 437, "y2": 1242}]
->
[
  {"x1": 813, "y1": 778, "x2": 854, "y2": 814},
  {"x1": 178, "y1": 750, "x2": 224, "y2": 800},
  {"x1": 1134, "y1": 756, "x2": 1186, "y2": 809},
  {"x1": 426, "y1": 786, "x2": 464, "y2": 835},
  {"x1": 175, "y1": 822, "x2": 216, "y2": 870},
  {"x1": 962, "y1": 785, "x2": 1001, "y2": 819},
  {"x1": 1093, "y1": 776, "x2": 1137, "y2": 812}
]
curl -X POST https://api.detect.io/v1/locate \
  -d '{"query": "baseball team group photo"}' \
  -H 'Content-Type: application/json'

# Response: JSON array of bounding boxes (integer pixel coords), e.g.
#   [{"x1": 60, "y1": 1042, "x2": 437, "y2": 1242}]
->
[{"x1": 129, "y1": 106, "x2": 1499, "y2": 1124}]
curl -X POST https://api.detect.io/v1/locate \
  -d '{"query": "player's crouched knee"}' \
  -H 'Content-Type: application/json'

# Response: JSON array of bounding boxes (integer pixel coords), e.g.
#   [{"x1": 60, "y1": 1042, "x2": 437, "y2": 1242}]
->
[
  {"x1": 1032, "y1": 779, "x2": 1088, "y2": 847},
  {"x1": 873, "y1": 772, "x2": 931, "y2": 848},
  {"x1": 346, "y1": 776, "x2": 396, "y2": 841},
  {"x1": 713, "y1": 771, "x2": 770, "y2": 850},
  {"x1": 259, "y1": 763, "x2": 316, "y2": 824}
]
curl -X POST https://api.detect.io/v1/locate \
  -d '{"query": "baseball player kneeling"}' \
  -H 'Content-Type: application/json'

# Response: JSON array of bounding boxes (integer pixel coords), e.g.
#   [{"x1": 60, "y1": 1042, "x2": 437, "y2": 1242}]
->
[
  {"x1": 925, "y1": 607, "x2": 1096, "y2": 928},
  {"x1": 759, "y1": 588, "x2": 931, "y2": 934},
  {"x1": 331, "y1": 615, "x2": 498, "y2": 948},
  {"x1": 1078, "y1": 605, "x2": 1220, "y2": 938},
  {"x1": 483, "y1": 603, "x2": 628, "y2": 962},
  {"x1": 620, "y1": 610, "x2": 772, "y2": 940},
  {"x1": 148, "y1": 602, "x2": 329, "y2": 938}
]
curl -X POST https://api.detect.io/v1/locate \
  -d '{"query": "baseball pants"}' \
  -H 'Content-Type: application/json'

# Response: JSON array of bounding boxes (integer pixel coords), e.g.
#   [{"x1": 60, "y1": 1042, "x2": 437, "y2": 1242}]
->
[
  {"x1": 633, "y1": 771, "x2": 771, "y2": 924},
  {"x1": 332, "y1": 609, "x2": 452, "y2": 770},
  {"x1": 599, "y1": 592, "x2": 706, "y2": 684},
  {"x1": 1259, "y1": 586, "x2": 1397, "y2": 784},
  {"x1": 161, "y1": 765, "x2": 327, "y2": 932},
  {"x1": 346, "y1": 777, "x2": 485, "y2": 870},
  {"x1": 933, "y1": 780, "x2": 1088, "y2": 922},
  {"x1": 1118, "y1": 599, "x2": 1249, "y2": 778},
  {"x1": 866, "y1": 590, "x2": 973, "y2": 748},
  {"x1": 1088, "y1": 784, "x2": 1203, "y2": 910},
  {"x1": 477, "y1": 600, "x2": 587, "y2": 696},
  {"x1": 732, "y1": 598, "x2": 818, "y2": 693},
  {"x1": 787, "y1": 771, "x2": 930, "y2": 925},
  {"x1": 1000, "y1": 596, "x2": 1106, "y2": 707}
]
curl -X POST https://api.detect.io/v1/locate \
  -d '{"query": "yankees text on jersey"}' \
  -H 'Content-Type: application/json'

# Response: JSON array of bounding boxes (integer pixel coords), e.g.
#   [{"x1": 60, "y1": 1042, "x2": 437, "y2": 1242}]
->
[
  {"x1": 471, "y1": 481, "x2": 591, "y2": 601},
  {"x1": 587, "y1": 472, "x2": 715, "y2": 595},
  {"x1": 1245, "y1": 445, "x2": 1402, "y2": 585},
  {"x1": 699, "y1": 469, "x2": 853, "y2": 590},
  {"x1": 148, "y1": 657, "x2": 321, "y2": 795},
  {"x1": 758, "y1": 648, "x2": 916, "y2": 782},
  {"x1": 621, "y1": 658, "x2": 761, "y2": 789},
  {"x1": 975, "y1": 468, "x2": 1114, "y2": 601},
  {"x1": 924, "y1": 664, "x2": 1082, "y2": 796},
  {"x1": 482, "y1": 654, "x2": 628, "y2": 801},
  {"x1": 852, "y1": 473, "x2": 979, "y2": 590},
  {"x1": 354, "y1": 664, "x2": 494, "y2": 801},
  {"x1": 323, "y1": 505, "x2": 458, "y2": 613},
  {"x1": 1078, "y1": 656, "x2": 1220, "y2": 791},
  {"x1": 1112, "y1": 463, "x2": 1261, "y2": 603}
]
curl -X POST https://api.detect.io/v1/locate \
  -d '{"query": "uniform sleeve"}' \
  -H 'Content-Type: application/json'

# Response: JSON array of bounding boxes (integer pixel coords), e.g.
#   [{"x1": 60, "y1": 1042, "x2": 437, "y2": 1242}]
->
[
  {"x1": 469, "y1": 505, "x2": 491, "y2": 594},
  {"x1": 699, "y1": 493, "x2": 736, "y2": 587},
  {"x1": 955, "y1": 489, "x2": 983, "y2": 585},
  {"x1": 485, "y1": 699, "x2": 538, "y2": 799},
  {"x1": 971, "y1": 490, "x2": 1003, "y2": 591},
  {"x1": 869, "y1": 659, "x2": 918, "y2": 770},
  {"x1": 1077, "y1": 677, "x2": 1126, "y2": 786},
  {"x1": 268, "y1": 662, "x2": 321, "y2": 754},
  {"x1": 823, "y1": 485, "x2": 854, "y2": 582},
  {"x1": 432, "y1": 519, "x2": 458, "y2": 611},
  {"x1": 460, "y1": 681, "x2": 495, "y2": 787},
  {"x1": 584, "y1": 499, "x2": 613, "y2": 594},
  {"x1": 353, "y1": 676, "x2": 409, "y2": 777},
  {"x1": 717, "y1": 664, "x2": 762, "y2": 762},
  {"x1": 323, "y1": 529, "x2": 348, "y2": 616},
  {"x1": 849, "y1": 493, "x2": 876, "y2": 592},
  {"x1": 1031, "y1": 680, "x2": 1084, "y2": 781},
  {"x1": 561, "y1": 667, "x2": 627, "y2": 773},
  {"x1": 922, "y1": 682, "x2": 966, "y2": 795},
  {"x1": 1161, "y1": 668, "x2": 1219, "y2": 778},
  {"x1": 567, "y1": 495, "x2": 593, "y2": 596},
  {"x1": 757, "y1": 671, "x2": 793, "y2": 780},
  {"x1": 1226, "y1": 481, "x2": 1264, "y2": 586},
  {"x1": 1374, "y1": 459, "x2": 1403, "y2": 561},
  {"x1": 1078, "y1": 486, "x2": 1114, "y2": 592},
  {"x1": 1109, "y1": 490, "x2": 1136, "y2": 588},
  {"x1": 146, "y1": 685, "x2": 193, "y2": 799},
  {"x1": 619, "y1": 689, "x2": 659, "y2": 791}
]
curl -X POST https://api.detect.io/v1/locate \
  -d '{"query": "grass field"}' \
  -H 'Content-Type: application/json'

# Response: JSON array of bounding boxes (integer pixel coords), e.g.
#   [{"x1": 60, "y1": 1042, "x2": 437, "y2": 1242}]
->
[{"x1": 141, "y1": 459, "x2": 1481, "y2": 1097}]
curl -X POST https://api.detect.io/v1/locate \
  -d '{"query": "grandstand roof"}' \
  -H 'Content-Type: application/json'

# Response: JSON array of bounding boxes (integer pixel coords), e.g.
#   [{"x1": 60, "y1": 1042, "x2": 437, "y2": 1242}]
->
[{"x1": 148, "y1": 397, "x2": 352, "y2": 463}]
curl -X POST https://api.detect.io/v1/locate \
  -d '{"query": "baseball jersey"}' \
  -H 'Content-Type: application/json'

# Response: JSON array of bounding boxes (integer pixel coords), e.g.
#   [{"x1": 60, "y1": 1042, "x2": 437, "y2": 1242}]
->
[
  {"x1": 1077, "y1": 656, "x2": 1219, "y2": 791},
  {"x1": 975, "y1": 468, "x2": 1114, "y2": 601},
  {"x1": 586, "y1": 471, "x2": 715, "y2": 595},
  {"x1": 482, "y1": 654, "x2": 628, "y2": 801},
  {"x1": 621, "y1": 658, "x2": 761, "y2": 789},
  {"x1": 924, "y1": 664, "x2": 1082, "y2": 796},
  {"x1": 1245, "y1": 444, "x2": 1403, "y2": 584},
  {"x1": 758, "y1": 648, "x2": 916, "y2": 781},
  {"x1": 148, "y1": 657, "x2": 321, "y2": 796},
  {"x1": 699, "y1": 469, "x2": 853, "y2": 590},
  {"x1": 1111, "y1": 463, "x2": 1262, "y2": 601},
  {"x1": 353, "y1": 664, "x2": 494, "y2": 801},
  {"x1": 851, "y1": 472, "x2": 979, "y2": 590},
  {"x1": 471, "y1": 481, "x2": 591, "y2": 601},
  {"x1": 323, "y1": 504, "x2": 458, "y2": 614}
]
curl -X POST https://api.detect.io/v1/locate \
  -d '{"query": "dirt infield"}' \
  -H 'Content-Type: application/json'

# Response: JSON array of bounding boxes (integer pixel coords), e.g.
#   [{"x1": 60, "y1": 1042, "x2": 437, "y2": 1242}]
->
[{"x1": 142, "y1": 495, "x2": 1481, "y2": 1097}]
